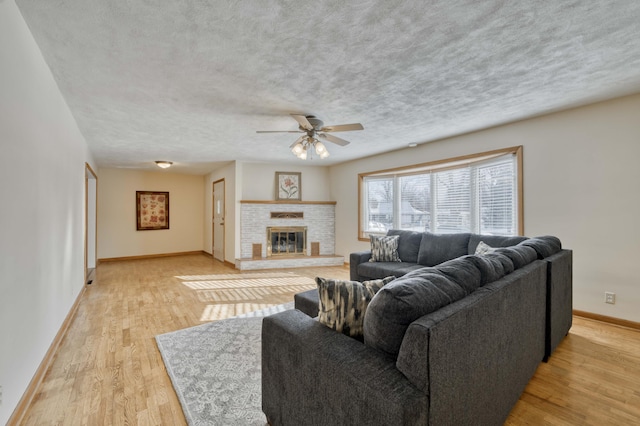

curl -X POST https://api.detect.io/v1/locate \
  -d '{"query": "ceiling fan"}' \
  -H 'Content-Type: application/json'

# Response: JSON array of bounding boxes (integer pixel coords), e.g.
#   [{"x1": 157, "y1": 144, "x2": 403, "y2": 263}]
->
[{"x1": 256, "y1": 114, "x2": 364, "y2": 160}]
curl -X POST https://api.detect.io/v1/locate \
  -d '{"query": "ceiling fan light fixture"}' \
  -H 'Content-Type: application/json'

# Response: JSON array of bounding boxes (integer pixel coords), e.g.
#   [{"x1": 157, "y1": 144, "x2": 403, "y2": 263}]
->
[
  {"x1": 291, "y1": 142, "x2": 304, "y2": 156},
  {"x1": 314, "y1": 141, "x2": 327, "y2": 155},
  {"x1": 298, "y1": 148, "x2": 308, "y2": 160},
  {"x1": 155, "y1": 161, "x2": 173, "y2": 169},
  {"x1": 257, "y1": 114, "x2": 363, "y2": 161}
]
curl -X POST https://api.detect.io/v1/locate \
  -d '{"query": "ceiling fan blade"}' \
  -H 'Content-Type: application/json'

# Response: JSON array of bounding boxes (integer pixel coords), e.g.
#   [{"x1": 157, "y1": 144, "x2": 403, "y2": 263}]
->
[
  {"x1": 319, "y1": 133, "x2": 350, "y2": 146},
  {"x1": 256, "y1": 130, "x2": 303, "y2": 133},
  {"x1": 320, "y1": 123, "x2": 364, "y2": 132},
  {"x1": 291, "y1": 114, "x2": 313, "y2": 130},
  {"x1": 289, "y1": 135, "x2": 305, "y2": 149}
]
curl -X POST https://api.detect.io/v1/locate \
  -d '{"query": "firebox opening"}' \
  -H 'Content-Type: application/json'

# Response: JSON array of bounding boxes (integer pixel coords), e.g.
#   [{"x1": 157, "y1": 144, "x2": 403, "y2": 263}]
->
[{"x1": 267, "y1": 226, "x2": 307, "y2": 256}]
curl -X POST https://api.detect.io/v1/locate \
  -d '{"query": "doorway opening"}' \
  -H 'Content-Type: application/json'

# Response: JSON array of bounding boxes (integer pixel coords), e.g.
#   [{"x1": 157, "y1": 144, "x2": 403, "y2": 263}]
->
[
  {"x1": 85, "y1": 163, "x2": 97, "y2": 284},
  {"x1": 212, "y1": 179, "x2": 225, "y2": 262}
]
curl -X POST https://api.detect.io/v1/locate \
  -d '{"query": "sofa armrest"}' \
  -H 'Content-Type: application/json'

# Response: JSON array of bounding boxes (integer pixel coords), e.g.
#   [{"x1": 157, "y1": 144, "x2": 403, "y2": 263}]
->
[
  {"x1": 262, "y1": 309, "x2": 427, "y2": 426},
  {"x1": 544, "y1": 249, "x2": 572, "y2": 359},
  {"x1": 293, "y1": 289, "x2": 319, "y2": 317},
  {"x1": 396, "y1": 260, "x2": 547, "y2": 426},
  {"x1": 350, "y1": 250, "x2": 372, "y2": 281}
]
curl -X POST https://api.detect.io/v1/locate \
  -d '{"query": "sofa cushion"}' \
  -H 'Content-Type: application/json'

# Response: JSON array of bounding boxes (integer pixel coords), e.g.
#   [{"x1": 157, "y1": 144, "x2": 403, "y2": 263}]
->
[
  {"x1": 369, "y1": 235, "x2": 401, "y2": 262},
  {"x1": 467, "y1": 252, "x2": 514, "y2": 285},
  {"x1": 519, "y1": 236, "x2": 562, "y2": 259},
  {"x1": 434, "y1": 255, "x2": 484, "y2": 294},
  {"x1": 416, "y1": 232, "x2": 471, "y2": 266},
  {"x1": 386, "y1": 229, "x2": 423, "y2": 263},
  {"x1": 356, "y1": 261, "x2": 424, "y2": 280},
  {"x1": 468, "y1": 234, "x2": 528, "y2": 255},
  {"x1": 363, "y1": 270, "x2": 467, "y2": 357},
  {"x1": 316, "y1": 276, "x2": 395, "y2": 338},
  {"x1": 492, "y1": 245, "x2": 537, "y2": 269},
  {"x1": 484, "y1": 252, "x2": 515, "y2": 275}
]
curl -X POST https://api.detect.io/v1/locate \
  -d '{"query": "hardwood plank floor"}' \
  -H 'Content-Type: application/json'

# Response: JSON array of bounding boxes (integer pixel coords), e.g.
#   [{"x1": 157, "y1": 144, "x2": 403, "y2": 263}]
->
[{"x1": 17, "y1": 253, "x2": 640, "y2": 425}]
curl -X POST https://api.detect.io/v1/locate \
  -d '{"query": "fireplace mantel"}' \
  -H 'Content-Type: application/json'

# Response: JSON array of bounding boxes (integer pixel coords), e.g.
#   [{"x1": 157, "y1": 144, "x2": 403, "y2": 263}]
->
[{"x1": 240, "y1": 200, "x2": 336, "y2": 205}]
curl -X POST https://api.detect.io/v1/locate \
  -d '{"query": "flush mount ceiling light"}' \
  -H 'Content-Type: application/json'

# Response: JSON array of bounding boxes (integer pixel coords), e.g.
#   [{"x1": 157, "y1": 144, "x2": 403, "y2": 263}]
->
[
  {"x1": 155, "y1": 161, "x2": 173, "y2": 169},
  {"x1": 257, "y1": 114, "x2": 363, "y2": 160}
]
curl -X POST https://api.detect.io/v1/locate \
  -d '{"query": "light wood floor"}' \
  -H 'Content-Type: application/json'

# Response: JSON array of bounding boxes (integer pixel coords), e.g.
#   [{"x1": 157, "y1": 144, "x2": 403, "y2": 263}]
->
[{"x1": 17, "y1": 253, "x2": 640, "y2": 425}]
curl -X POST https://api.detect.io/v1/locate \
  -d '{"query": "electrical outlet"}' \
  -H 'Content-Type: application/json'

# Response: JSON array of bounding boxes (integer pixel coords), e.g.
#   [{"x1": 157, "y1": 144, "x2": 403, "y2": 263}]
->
[{"x1": 605, "y1": 292, "x2": 616, "y2": 304}]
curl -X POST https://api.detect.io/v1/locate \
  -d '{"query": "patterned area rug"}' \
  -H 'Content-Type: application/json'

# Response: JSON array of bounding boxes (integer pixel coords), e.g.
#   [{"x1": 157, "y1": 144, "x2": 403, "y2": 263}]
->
[{"x1": 155, "y1": 303, "x2": 293, "y2": 425}]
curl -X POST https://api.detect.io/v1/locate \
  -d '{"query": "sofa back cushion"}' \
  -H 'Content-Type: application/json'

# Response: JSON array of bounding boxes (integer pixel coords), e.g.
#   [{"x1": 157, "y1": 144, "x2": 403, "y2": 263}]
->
[
  {"x1": 417, "y1": 232, "x2": 471, "y2": 267},
  {"x1": 468, "y1": 234, "x2": 528, "y2": 255},
  {"x1": 434, "y1": 256, "x2": 484, "y2": 294},
  {"x1": 519, "y1": 236, "x2": 562, "y2": 259},
  {"x1": 363, "y1": 269, "x2": 470, "y2": 357},
  {"x1": 492, "y1": 245, "x2": 537, "y2": 269},
  {"x1": 386, "y1": 229, "x2": 423, "y2": 263},
  {"x1": 468, "y1": 252, "x2": 515, "y2": 285}
]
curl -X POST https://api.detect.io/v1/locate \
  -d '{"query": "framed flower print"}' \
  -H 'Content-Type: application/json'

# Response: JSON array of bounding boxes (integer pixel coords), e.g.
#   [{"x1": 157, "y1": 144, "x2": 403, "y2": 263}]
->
[{"x1": 275, "y1": 172, "x2": 301, "y2": 201}]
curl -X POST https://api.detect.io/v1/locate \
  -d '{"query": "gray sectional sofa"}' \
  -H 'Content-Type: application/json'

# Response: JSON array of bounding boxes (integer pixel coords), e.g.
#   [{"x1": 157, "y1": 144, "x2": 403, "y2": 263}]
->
[
  {"x1": 262, "y1": 231, "x2": 572, "y2": 426},
  {"x1": 351, "y1": 231, "x2": 531, "y2": 282}
]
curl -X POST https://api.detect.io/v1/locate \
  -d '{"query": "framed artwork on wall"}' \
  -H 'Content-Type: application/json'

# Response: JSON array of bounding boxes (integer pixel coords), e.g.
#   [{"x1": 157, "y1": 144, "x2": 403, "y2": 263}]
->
[
  {"x1": 136, "y1": 191, "x2": 169, "y2": 230},
  {"x1": 275, "y1": 172, "x2": 301, "y2": 201}
]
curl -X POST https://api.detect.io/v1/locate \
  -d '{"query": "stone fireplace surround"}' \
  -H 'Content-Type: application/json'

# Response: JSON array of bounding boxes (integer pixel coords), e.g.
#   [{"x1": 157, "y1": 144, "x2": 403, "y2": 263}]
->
[{"x1": 236, "y1": 200, "x2": 344, "y2": 270}]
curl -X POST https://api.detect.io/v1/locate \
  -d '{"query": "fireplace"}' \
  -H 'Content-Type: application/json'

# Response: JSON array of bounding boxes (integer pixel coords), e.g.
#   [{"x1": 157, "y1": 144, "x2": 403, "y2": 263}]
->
[
  {"x1": 267, "y1": 226, "x2": 307, "y2": 257},
  {"x1": 238, "y1": 201, "x2": 342, "y2": 269}
]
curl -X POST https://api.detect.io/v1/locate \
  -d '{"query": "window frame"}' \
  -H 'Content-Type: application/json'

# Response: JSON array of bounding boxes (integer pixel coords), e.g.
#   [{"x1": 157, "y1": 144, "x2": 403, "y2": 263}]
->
[{"x1": 357, "y1": 146, "x2": 523, "y2": 241}]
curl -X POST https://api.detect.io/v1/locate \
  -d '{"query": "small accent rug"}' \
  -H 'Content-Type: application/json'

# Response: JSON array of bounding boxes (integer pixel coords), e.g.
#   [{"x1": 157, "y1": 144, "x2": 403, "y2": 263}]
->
[{"x1": 155, "y1": 302, "x2": 293, "y2": 425}]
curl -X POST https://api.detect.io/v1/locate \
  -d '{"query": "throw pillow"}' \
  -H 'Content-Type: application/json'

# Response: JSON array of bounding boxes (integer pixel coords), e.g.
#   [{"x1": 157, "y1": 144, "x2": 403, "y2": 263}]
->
[
  {"x1": 316, "y1": 276, "x2": 395, "y2": 338},
  {"x1": 467, "y1": 234, "x2": 528, "y2": 254},
  {"x1": 369, "y1": 235, "x2": 401, "y2": 262},
  {"x1": 474, "y1": 241, "x2": 496, "y2": 255}
]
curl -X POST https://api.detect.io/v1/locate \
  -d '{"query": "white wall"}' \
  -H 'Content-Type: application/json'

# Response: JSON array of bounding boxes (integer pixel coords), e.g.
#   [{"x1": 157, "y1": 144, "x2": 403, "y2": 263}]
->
[
  {"x1": 87, "y1": 173, "x2": 97, "y2": 269},
  {"x1": 241, "y1": 162, "x2": 331, "y2": 201},
  {"x1": 205, "y1": 161, "x2": 332, "y2": 262},
  {"x1": 331, "y1": 93, "x2": 640, "y2": 322},
  {"x1": 97, "y1": 168, "x2": 204, "y2": 259},
  {"x1": 0, "y1": 1, "x2": 95, "y2": 423}
]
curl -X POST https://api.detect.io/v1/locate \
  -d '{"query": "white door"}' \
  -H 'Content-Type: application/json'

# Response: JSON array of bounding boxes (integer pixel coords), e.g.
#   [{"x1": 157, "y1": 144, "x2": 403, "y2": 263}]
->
[{"x1": 213, "y1": 179, "x2": 225, "y2": 262}]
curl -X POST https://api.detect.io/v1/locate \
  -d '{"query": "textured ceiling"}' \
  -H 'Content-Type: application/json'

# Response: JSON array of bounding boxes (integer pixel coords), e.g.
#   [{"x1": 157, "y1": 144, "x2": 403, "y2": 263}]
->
[{"x1": 15, "y1": 0, "x2": 640, "y2": 174}]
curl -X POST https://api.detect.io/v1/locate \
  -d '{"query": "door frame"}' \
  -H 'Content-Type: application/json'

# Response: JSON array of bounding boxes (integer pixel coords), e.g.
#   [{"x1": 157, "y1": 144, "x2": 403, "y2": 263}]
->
[
  {"x1": 84, "y1": 163, "x2": 98, "y2": 284},
  {"x1": 212, "y1": 178, "x2": 225, "y2": 262}
]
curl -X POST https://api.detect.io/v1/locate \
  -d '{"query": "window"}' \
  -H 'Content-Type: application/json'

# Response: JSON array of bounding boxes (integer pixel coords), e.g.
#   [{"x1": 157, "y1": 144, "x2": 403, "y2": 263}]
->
[{"x1": 359, "y1": 147, "x2": 522, "y2": 239}]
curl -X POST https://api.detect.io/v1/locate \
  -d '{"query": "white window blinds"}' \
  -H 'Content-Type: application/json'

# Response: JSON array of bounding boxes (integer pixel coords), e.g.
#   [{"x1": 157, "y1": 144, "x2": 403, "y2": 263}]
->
[
  {"x1": 476, "y1": 157, "x2": 516, "y2": 235},
  {"x1": 361, "y1": 151, "x2": 519, "y2": 236}
]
